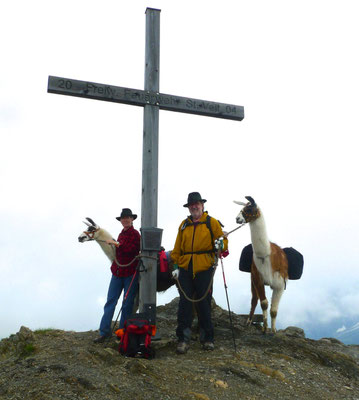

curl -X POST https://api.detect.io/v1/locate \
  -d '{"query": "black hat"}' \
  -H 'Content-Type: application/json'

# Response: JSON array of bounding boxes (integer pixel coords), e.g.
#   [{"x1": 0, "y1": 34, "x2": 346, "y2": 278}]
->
[
  {"x1": 116, "y1": 208, "x2": 137, "y2": 221},
  {"x1": 183, "y1": 192, "x2": 207, "y2": 208}
]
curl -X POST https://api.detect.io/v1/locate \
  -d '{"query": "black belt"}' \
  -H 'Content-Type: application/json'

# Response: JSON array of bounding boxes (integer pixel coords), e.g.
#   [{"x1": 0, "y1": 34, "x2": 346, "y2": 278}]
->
[{"x1": 183, "y1": 250, "x2": 215, "y2": 255}]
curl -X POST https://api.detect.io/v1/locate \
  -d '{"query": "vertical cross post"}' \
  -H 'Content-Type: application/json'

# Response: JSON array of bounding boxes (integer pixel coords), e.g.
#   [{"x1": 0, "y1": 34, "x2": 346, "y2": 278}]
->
[
  {"x1": 47, "y1": 6, "x2": 244, "y2": 326},
  {"x1": 139, "y1": 8, "x2": 161, "y2": 323}
]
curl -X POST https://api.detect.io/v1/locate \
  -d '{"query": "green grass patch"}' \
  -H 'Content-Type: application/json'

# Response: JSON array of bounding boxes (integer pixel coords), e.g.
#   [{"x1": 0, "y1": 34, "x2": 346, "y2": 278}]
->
[
  {"x1": 34, "y1": 328, "x2": 56, "y2": 335},
  {"x1": 20, "y1": 343, "x2": 37, "y2": 357}
]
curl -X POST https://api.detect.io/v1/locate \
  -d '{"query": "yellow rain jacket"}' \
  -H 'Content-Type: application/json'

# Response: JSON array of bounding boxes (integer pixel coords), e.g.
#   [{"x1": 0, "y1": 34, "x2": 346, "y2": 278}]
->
[{"x1": 171, "y1": 212, "x2": 228, "y2": 276}]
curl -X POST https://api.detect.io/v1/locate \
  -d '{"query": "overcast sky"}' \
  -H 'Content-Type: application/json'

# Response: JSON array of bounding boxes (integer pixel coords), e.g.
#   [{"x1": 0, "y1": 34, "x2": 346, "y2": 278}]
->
[{"x1": 1, "y1": 0, "x2": 359, "y2": 339}]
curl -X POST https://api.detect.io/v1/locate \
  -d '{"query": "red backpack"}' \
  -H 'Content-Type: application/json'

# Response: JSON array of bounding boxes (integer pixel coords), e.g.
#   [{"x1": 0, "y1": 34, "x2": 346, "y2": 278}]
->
[{"x1": 116, "y1": 315, "x2": 156, "y2": 359}]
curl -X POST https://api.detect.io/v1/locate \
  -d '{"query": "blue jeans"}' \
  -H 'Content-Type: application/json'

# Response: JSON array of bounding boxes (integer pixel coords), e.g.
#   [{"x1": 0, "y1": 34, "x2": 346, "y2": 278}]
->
[{"x1": 99, "y1": 273, "x2": 139, "y2": 336}]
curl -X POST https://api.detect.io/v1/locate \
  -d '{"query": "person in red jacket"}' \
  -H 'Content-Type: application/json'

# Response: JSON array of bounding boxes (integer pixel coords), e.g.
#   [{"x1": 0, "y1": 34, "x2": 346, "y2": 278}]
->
[{"x1": 94, "y1": 208, "x2": 140, "y2": 343}]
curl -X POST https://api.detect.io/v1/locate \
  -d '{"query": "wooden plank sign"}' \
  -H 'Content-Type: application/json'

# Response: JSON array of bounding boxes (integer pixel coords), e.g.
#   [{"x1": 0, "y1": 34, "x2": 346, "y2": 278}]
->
[{"x1": 48, "y1": 76, "x2": 244, "y2": 121}]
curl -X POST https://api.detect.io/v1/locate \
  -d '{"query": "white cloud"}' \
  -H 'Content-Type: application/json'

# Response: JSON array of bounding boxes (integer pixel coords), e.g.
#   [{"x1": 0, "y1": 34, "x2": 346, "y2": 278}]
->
[
  {"x1": 1, "y1": 0, "x2": 359, "y2": 340},
  {"x1": 336, "y1": 326, "x2": 346, "y2": 334}
]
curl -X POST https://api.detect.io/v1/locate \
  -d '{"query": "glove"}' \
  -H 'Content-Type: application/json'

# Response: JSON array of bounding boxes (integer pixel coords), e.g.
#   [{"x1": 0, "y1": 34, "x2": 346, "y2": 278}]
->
[
  {"x1": 214, "y1": 237, "x2": 224, "y2": 250},
  {"x1": 172, "y1": 264, "x2": 179, "y2": 280}
]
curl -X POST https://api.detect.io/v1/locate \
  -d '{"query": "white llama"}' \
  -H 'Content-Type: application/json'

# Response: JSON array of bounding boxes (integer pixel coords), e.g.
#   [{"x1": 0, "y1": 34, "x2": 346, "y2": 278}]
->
[
  {"x1": 78, "y1": 217, "x2": 116, "y2": 262},
  {"x1": 78, "y1": 217, "x2": 176, "y2": 292}
]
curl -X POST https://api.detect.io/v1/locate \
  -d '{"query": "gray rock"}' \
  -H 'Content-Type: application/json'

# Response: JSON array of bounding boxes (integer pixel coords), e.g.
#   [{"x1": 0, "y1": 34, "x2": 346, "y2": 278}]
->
[
  {"x1": 17, "y1": 326, "x2": 35, "y2": 342},
  {"x1": 280, "y1": 326, "x2": 305, "y2": 338}
]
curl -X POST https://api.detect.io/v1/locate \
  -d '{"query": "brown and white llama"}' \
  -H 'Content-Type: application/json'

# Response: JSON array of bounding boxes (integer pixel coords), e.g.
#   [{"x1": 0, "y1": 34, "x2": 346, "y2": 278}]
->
[{"x1": 234, "y1": 196, "x2": 288, "y2": 333}]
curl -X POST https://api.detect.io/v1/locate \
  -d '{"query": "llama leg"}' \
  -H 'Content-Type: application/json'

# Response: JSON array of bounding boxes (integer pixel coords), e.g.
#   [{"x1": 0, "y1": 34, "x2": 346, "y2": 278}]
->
[
  {"x1": 260, "y1": 297, "x2": 268, "y2": 333},
  {"x1": 270, "y1": 286, "x2": 284, "y2": 333},
  {"x1": 255, "y1": 282, "x2": 268, "y2": 333},
  {"x1": 247, "y1": 278, "x2": 258, "y2": 326},
  {"x1": 253, "y1": 278, "x2": 268, "y2": 333},
  {"x1": 249, "y1": 267, "x2": 268, "y2": 332}
]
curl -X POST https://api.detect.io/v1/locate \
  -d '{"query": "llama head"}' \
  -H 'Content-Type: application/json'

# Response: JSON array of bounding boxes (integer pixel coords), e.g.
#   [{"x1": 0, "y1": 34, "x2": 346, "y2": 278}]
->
[
  {"x1": 78, "y1": 217, "x2": 100, "y2": 242},
  {"x1": 234, "y1": 196, "x2": 261, "y2": 224}
]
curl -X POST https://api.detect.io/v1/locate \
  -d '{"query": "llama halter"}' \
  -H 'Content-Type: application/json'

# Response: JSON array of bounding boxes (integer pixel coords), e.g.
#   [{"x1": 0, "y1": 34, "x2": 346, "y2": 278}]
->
[
  {"x1": 241, "y1": 206, "x2": 261, "y2": 223},
  {"x1": 83, "y1": 227, "x2": 100, "y2": 240}
]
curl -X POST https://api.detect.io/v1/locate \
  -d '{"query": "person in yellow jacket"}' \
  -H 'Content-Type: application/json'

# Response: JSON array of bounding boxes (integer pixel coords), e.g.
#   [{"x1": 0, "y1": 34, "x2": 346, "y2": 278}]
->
[{"x1": 171, "y1": 192, "x2": 228, "y2": 354}]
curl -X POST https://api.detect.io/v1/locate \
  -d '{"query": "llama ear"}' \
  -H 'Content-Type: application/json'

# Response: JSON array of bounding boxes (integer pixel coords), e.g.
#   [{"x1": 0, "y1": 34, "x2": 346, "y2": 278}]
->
[
  {"x1": 86, "y1": 217, "x2": 96, "y2": 226},
  {"x1": 83, "y1": 220, "x2": 91, "y2": 227},
  {"x1": 233, "y1": 200, "x2": 247, "y2": 206},
  {"x1": 245, "y1": 196, "x2": 256, "y2": 206}
]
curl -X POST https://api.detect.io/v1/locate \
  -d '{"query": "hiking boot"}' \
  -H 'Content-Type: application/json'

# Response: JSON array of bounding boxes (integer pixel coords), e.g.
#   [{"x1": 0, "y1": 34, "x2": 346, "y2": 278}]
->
[
  {"x1": 203, "y1": 341, "x2": 214, "y2": 351},
  {"x1": 93, "y1": 335, "x2": 110, "y2": 344},
  {"x1": 176, "y1": 341, "x2": 189, "y2": 354}
]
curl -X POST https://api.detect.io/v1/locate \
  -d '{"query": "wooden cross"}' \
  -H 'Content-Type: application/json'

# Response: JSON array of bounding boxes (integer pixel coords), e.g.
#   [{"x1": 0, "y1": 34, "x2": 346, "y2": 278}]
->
[{"x1": 48, "y1": 8, "x2": 244, "y2": 324}]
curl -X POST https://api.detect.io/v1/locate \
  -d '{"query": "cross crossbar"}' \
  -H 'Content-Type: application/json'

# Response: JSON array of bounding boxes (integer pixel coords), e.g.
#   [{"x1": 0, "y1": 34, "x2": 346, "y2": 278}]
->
[{"x1": 48, "y1": 76, "x2": 244, "y2": 121}]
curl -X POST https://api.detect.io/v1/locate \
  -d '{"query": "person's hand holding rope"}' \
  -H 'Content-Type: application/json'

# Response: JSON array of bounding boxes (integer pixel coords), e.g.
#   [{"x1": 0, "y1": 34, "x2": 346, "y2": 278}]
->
[
  {"x1": 172, "y1": 264, "x2": 179, "y2": 280},
  {"x1": 214, "y1": 237, "x2": 224, "y2": 251},
  {"x1": 106, "y1": 238, "x2": 124, "y2": 247}
]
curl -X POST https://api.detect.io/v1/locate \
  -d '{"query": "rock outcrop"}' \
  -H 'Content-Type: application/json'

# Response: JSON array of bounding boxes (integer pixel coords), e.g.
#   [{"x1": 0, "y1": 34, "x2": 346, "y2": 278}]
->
[{"x1": 1, "y1": 298, "x2": 358, "y2": 400}]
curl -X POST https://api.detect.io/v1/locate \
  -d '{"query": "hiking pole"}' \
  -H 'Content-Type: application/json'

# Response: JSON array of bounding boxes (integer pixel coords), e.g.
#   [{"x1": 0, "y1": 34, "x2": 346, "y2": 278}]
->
[
  {"x1": 219, "y1": 254, "x2": 237, "y2": 352},
  {"x1": 111, "y1": 268, "x2": 139, "y2": 336}
]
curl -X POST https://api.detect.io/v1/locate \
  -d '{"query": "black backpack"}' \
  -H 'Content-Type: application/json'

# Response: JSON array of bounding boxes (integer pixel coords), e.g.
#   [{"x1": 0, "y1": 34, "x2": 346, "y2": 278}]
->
[
  {"x1": 239, "y1": 244, "x2": 253, "y2": 273},
  {"x1": 239, "y1": 244, "x2": 304, "y2": 280},
  {"x1": 283, "y1": 247, "x2": 304, "y2": 280},
  {"x1": 117, "y1": 315, "x2": 155, "y2": 359}
]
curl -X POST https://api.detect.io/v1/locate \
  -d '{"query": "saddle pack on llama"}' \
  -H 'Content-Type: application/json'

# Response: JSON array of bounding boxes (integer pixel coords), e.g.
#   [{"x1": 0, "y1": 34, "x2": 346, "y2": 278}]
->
[{"x1": 239, "y1": 244, "x2": 304, "y2": 280}]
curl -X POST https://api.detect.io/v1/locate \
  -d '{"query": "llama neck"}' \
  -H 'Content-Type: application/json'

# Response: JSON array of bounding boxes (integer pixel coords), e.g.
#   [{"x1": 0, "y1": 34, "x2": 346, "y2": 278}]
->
[
  {"x1": 96, "y1": 229, "x2": 116, "y2": 262},
  {"x1": 249, "y1": 213, "x2": 271, "y2": 257}
]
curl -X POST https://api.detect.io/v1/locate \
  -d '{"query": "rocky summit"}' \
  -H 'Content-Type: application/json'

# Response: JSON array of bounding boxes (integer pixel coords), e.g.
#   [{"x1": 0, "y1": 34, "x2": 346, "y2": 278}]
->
[{"x1": 1, "y1": 298, "x2": 359, "y2": 400}]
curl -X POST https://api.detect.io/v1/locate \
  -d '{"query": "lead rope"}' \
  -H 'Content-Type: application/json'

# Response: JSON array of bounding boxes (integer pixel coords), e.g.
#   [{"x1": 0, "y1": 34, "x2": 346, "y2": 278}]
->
[
  {"x1": 225, "y1": 224, "x2": 244, "y2": 236},
  {"x1": 174, "y1": 257, "x2": 218, "y2": 303},
  {"x1": 113, "y1": 253, "x2": 157, "y2": 268},
  {"x1": 173, "y1": 224, "x2": 244, "y2": 303},
  {"x1": 94, "y1": 239, "x2": 158, "y2": 267}
]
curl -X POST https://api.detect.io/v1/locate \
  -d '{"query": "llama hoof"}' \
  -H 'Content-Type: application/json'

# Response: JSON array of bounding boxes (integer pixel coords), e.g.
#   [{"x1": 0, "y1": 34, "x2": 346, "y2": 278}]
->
[{"x1": 246, "y1": 318, "x2": 252, "y2": 326}]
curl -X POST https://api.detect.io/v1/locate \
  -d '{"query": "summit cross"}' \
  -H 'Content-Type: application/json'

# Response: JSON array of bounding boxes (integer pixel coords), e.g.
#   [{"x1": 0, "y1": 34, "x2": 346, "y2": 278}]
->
[{"x1": 47, "y1": 8, "x2": 244, "y2": 324}]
